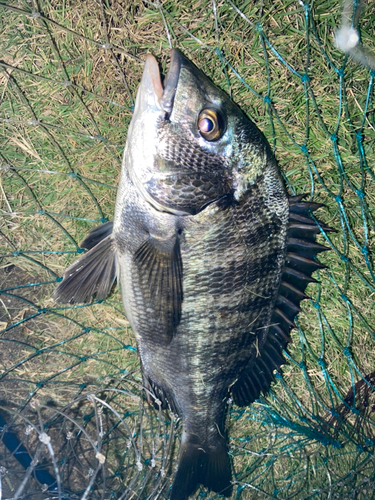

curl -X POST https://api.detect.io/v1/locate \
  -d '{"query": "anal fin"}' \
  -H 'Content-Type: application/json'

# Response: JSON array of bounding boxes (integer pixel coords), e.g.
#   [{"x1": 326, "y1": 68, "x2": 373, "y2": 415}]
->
[{"x1": 142, "y1": 371, "x2": 180, "y2": 415}]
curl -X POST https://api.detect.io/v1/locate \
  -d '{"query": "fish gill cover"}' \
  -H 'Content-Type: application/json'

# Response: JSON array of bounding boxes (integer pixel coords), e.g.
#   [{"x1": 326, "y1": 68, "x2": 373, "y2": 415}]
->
[{"x1": 0, "y1": 1, "x2": 374, "y2": 499}]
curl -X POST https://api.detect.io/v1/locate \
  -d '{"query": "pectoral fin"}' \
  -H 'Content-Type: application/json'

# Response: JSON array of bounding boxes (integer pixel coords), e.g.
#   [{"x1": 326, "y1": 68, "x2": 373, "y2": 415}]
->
[
  {"x1": 54, "y1": 224, "x2": 117, "y2": 304},
  {"x1": 133, "y1": 234, "x2": 183, "y2": 343}
]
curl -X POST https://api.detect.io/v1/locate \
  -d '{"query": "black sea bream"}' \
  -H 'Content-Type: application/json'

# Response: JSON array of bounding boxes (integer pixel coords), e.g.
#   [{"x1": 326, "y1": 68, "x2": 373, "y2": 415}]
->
[{"x1": 55, "y1": 49, "x2": 331, "y2": 500}]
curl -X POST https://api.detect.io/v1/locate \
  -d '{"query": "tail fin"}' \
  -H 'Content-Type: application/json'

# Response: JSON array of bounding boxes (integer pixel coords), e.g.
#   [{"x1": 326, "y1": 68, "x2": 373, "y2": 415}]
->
[{"x1": 170, "y1": 433, "x2": 232, "y2": 500}]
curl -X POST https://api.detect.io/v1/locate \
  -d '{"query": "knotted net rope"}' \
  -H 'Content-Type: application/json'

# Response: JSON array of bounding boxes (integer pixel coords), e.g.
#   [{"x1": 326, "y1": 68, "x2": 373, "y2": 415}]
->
[{"x1": 0, "y1": 0, "x2": 374, "y2": 498}]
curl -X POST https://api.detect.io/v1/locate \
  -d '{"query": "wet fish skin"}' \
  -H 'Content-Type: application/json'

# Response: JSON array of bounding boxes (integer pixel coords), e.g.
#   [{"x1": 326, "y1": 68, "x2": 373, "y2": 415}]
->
[
  {"x1": 54, "y1": 50, "x2": 330, "y2": 500},
  {"x1": 111, "y1": 52, "x2": 288, "y2": 499}
]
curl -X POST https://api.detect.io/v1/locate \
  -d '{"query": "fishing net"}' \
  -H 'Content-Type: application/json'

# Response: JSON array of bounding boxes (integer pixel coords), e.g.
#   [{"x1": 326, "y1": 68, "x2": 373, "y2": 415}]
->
[{"x1": 1, "y1": 0, "x2": 374, "y2": 498}]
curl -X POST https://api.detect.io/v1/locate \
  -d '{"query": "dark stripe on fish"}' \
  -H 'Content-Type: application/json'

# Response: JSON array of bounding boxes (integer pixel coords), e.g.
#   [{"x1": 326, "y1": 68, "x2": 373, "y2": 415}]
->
[{"x1": 191, "y1": 249, "x2": 282, "y2": 292}]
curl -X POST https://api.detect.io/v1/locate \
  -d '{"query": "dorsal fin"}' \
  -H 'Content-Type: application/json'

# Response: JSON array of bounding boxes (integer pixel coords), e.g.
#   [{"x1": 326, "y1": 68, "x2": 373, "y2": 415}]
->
[{"x1": 231, "y1": 195, "x2": 334, "y2": 407}]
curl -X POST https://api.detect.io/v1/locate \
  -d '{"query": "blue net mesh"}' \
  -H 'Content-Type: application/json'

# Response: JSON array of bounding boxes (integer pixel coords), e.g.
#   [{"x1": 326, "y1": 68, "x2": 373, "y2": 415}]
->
[{"x1": 0, "y1": 0, "x2": 374, "y2": 498}]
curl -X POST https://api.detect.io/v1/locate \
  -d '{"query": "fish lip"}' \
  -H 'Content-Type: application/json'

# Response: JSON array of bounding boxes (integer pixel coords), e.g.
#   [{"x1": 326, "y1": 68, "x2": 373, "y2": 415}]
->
[
  {"x1": 144, "y1": 53, "x2": 164, "y2": 102},
  {"x1": 159, "y1": 49, "x2": 182, "y2": 114}
]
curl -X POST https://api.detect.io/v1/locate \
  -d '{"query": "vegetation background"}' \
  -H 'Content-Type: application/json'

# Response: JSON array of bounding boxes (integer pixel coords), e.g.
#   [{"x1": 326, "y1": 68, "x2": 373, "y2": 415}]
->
[{"x1": 0, "y1": 0, "x2": 375, "y2": 498}]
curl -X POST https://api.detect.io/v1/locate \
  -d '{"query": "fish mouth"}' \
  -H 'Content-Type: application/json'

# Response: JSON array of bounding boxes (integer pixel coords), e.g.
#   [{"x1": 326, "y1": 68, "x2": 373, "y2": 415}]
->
[
  {"x1": 128, "y1": 49, "x2": 189, "y2": 216},
  {"x1": 144, "y1": 49, "x2": 182, "y2": 114}
]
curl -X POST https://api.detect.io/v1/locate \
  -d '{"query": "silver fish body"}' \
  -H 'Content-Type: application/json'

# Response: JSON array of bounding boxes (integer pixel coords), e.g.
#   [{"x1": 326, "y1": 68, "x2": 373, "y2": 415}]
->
[{"x1": 55, "y1": 49, "x2": 330, "y2": 500}]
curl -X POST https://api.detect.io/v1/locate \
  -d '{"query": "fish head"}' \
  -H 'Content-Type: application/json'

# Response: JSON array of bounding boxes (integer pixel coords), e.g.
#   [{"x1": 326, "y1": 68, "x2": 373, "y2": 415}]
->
[{"x1": 126, "y1": 49, "x2": 278, "y2": 216}]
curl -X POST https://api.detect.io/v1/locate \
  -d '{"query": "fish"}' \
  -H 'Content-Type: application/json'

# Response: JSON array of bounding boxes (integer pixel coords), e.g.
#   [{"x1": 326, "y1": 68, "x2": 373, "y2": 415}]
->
[{"x1": 54, "y1": 49, "x2": 332, "y2": 500}]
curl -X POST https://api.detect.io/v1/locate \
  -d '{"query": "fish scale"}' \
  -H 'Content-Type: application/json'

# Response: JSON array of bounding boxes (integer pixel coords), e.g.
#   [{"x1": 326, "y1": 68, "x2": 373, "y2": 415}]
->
[
  {"x1": 54, "y1": 49, "x2": 332, "y2": 500},
  {"x1": 150, "y1": 127, "x2": 231, "y2": 214}
]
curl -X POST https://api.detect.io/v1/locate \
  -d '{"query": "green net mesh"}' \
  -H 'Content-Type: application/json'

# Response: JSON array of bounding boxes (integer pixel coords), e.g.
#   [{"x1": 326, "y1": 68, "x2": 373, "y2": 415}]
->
[{"x1": 0, "y1": 0, "x2": 375, "y2": 498}]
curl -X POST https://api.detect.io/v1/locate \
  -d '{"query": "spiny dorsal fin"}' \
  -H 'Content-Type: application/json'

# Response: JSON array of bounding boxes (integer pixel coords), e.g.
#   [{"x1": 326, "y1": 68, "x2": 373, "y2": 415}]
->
[
  {"x1": 54, "y1": 224, "x2": 116, "y2": 304},
  {"x1": 231, "y1": 194, "x2": 332, "y2": 407},
  {"x1": 133, "y1": 234, "x2": 183, "y2": 344}
]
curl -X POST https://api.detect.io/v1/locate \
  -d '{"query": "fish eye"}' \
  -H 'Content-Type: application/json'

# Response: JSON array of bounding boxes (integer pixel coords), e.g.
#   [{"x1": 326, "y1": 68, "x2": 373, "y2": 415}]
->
[{"x1": 197, "y1": 108, "x2": 225, "y2": 141}]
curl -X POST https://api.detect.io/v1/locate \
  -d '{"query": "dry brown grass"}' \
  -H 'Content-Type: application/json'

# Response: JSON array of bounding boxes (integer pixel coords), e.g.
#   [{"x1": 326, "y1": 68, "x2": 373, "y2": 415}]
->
[{"x1": 0, "y1": 0, "x2": 375, "y2": 498}]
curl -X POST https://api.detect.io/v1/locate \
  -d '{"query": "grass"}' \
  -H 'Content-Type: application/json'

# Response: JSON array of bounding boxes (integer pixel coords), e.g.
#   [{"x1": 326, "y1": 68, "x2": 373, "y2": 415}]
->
[{"x1": 0, "y1": 0, "x2": 375, "y2": 498}]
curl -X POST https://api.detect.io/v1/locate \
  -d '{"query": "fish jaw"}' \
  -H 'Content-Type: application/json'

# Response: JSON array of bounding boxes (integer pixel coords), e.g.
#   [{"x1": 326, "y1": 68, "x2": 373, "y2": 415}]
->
[
  {"x1": 126, "y1": 49, "x2": 240, "y2": 216},
  {"x1": 125, "y1": 50, "x2": 193, "y2": 215},
  {"x1": 125, "y1": 54, "x2": 165, "y2": 211},
  {"x1": 131, "y1": 50, "x2": 181, "y2": 116}
]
